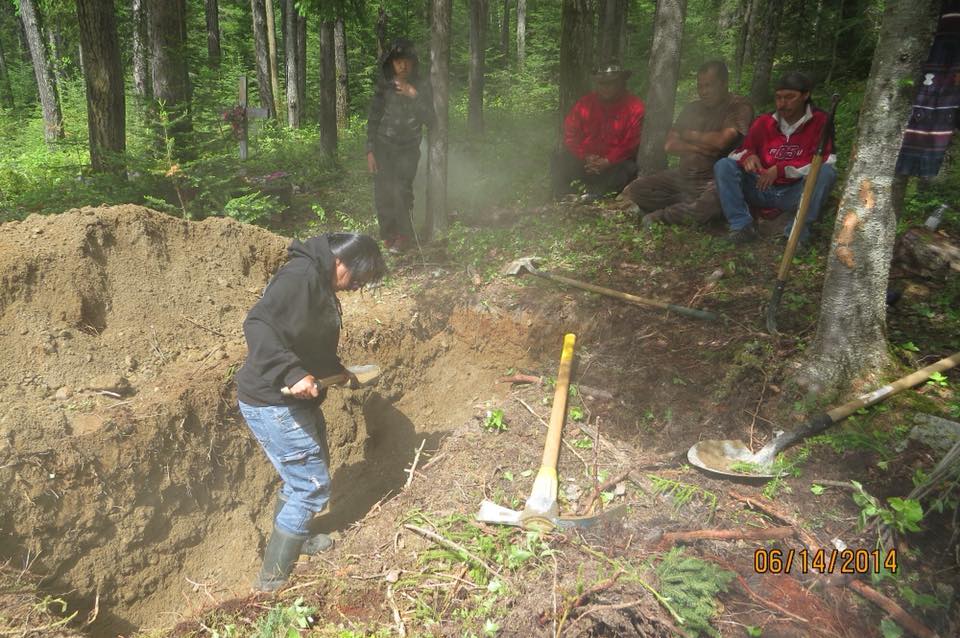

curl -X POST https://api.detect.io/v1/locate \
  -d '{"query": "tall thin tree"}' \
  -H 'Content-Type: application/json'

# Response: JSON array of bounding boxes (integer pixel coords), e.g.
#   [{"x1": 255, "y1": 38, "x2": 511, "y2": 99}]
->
[
  {"x1": 468, "y1": 0, "x2": 487, "y2": 136},
  {"x1": 205, "y1": 0, "x2": 221, "y2": 66},
  {"x1": 376, "y1": 5, "x2": 387, "y2": 59},
  {"x1": 296, "y1": 12, "x2": 306, "y2": 109},
  {"x1": 597, "y1": 0, "x2": 627, "y2": 64},
  {"x1": 319, "y1": 19, "x2": 337, "y2": 158},
  {"x1": 426, "y1": 0, "x2": 451, "y2": 239},
  {"x1": 636, "y1": 0, "x2": 686, "y2": 173},
  {"x1": 749, "y1": 1, "x2": 783, "y2": 107},
  {"x1": 132, "y1": 0, "x2": 150, "y2": 99},
  {"x1": 558, "y1": 0, "x2": 593, "y2": 120},
  {"x1": 0, "y1": 36, "x2": 15, "y2": 107},
  {"x1": 76, "y1": 0, "x2": 125, "y2": 173},
  {"x1": 801, "y1": 0, "x2": 939, "y2": 390},
  {"x1": 516, "y1": 0, "x2": 526, "y2": 69},
  {"x1": 499, "y1": 0, "x2": 510, "y2": 60},
  {"x1": 146, "y1": 0, "x2": 191, "y2": 157},
  {"x1": 265, "y1": 0, "x2": 280, "y2": 120},
  {"x1": 250, "y1": 0, "x2": 276, "y2": 117},
  {"x1": 283, "y1": 0, "x2": 300, "y2": 126},
  {"x1": 19, "y1": 0, "x2": 62, "y2": 141},
  {"x1": 334, "y1": 15, "x2": 349, "y2": 128}
]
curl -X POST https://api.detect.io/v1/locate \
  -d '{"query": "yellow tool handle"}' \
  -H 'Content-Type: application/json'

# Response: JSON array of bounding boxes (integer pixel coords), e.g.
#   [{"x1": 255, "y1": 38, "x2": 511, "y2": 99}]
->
[
  {"x1": 776, "y1": 154, "x2": 823, "y2": 280},
  {"x1": 540, "y1": 333, "x2": 576, "y2": 470}
]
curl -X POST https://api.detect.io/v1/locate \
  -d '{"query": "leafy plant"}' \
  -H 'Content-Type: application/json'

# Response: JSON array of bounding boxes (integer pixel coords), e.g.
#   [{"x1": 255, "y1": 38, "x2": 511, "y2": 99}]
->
[
  {"x1": 655, "y1": 548, "x2": 734, "y2": 638},
  {"x1": 482, "y1": 409, "x2": 507, "y2": 432},
  {"x1": 223, "y1": 191, "x2": 281, "y2": 225},
  {"x1": 851, "y1": 481, "x2": 924, "y2": 535},
  {"x1": 253, "y1": 597, "x2": 316, "y2": 637},
  {"x1": 569, "y1": 405, "x2": 584, "y2": 422},
  {"x1": 926, "y1": 371, "x2": 949, "y2": 388}
]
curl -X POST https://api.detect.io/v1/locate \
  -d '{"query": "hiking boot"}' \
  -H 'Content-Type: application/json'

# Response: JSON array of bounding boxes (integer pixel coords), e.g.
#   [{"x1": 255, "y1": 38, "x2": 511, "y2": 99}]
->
[
  {"x1": 272, "y1": 494, "x2": 334, "y2": 555},
  {"x1": 727, "y1": 225, "x2": 758, "y2": 245},
  {"x1": 254, "y1": 525, "x2": 307, "y2": 592}
]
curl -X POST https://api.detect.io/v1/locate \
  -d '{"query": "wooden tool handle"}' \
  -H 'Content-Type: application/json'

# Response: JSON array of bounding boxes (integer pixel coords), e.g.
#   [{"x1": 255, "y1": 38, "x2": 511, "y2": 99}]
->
[
  {"x1": 542, "y1": 273, "x2": 716, "y2": 321},
  {"x1": 541, "y1": 334, "x2": 576, "y2": 470},
  {"x1": 280, "y1": 371, "x2": 350, "y2": 397}
]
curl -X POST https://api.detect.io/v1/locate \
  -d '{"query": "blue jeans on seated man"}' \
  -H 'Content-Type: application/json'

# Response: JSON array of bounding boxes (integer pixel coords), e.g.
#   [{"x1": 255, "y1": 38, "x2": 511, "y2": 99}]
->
[
  {"x1": 714, "y1": 157, "x2": 837, "y2": 242},
  {"x1": 238, "y1": 401, "x2": 331, "y2": 536}
]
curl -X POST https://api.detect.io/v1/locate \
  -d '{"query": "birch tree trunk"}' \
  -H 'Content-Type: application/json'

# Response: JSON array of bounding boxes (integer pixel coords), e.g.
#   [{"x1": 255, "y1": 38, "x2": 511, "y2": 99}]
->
[
  {"x1": 250, "y1": 0, "x2": 275, "y2": 117},
  {"x1": 559, "y1": 0, "x2": 593, "y2": 120},
  {"x1": 334, "y1": 16, "x2": 349, "y2": 129},
  {"x1": 205, "y1": 0, "x2": 221, "y2": 66},
  {"x1": 19, "y1": 0, "x2": 62, "y2": 141},
  {"x1": 749, "y1": 1, "x2": 783, "y2": 107},
  {"x1": 636, "y1": 0, "x2": 686, "y2": 173},
  {"x1": 516, "y1": 0, "x2": 526, "y2": 69},
  {"x1": 264, "y1": 0, "x2": 280, "y2": 120},
  {"x1": 468, "y1": 0, "x2": 487, "y2": 136},
  {"x1": 282, "y1": 0, "x2": 299, "y2": 127},
  {"x1": 77, "y1": 0, "x2": 125, "y2": 173},
  {"x1": 146, "y1": 0, "x2": 191, "y2": 157},
  {"x1": 800, "y1": 0, "x2": 939, "y2": 392},
  {"x1": 318, "y1": 20, "x2": 337, "y2": 158},
  {"x1": 296, "y1": 12, "x2": 306, "y2": 110},
  {"x1": 132, "y1": 0, "x2": 149, "y2": 99},
  {"x1": 426, "y1": 0, "x2": 451, "y2": 240},
  {"x1": 0, "y1": 36, "x2": 15, "y2": 108}
]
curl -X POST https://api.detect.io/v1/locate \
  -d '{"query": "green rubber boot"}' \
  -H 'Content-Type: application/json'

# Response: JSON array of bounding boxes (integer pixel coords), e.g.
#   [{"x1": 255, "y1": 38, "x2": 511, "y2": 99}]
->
[
  {"x1": 254, "y1": 525, "x2": 307, "y2": 592},
  {"x1": 273, "y1": 493, "x2": 334, "y2": 555}
]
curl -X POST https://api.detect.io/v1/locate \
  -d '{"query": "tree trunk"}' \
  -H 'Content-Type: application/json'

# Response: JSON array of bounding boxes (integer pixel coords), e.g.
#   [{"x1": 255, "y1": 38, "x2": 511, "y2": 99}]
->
[
  {"x1": 76, "y1": 0, "x2": 125, "y2": 173},
  {"x1": 468, "y1": 0, "x2": 487, "y2": 136},
  {"x1": 597, "y1": 0, "x2": 627, "y2": 64},
  {"x1": 146, "y1": 0, "x2": 191, "y2": 157},
  {"x1": 283, "y1": 0, "x2": 299, "y2": 127},
  {"x1": 205, "y1": 0, "x2": 221, "y2": 66},
  {"x1": 825, "y1": 0, "x2": 846, "y2": 86},
  {"x1": 376, "y1": 5, "x2": 387, "y2": 59},
  {"x1": 559, "y1": 0, "x2": 593, "y2": 121},
  {"x1": 132, "y1": 0, "x2": 150, "y2": 99},
  {"x1": 800, "y1": 0, "x2": 939, "y2": 392},
  {"x1": 296, "y1": 12, "x2": 306, "y2": 111},
  {"x1": 19, "y1": 0, "x2": 62, "y2": 142},
  {"x1": 500, "y1": 0, "x2": 510, "y2": 60},
  {"x1": 318, "y1": 20, "x2": 337, "y2": 158},
  {"x1": 250, "y1": 0, "x2": 275, "y2": 117},
  {"x1": 0, "y1": 37, "x2": 15, "y2": 108},
  {"x1": 516, "y1": 0, "x2": 526, "y2": 69},
  {"x1": 636, "y1": 0, "x2": 686, "y2": 173},
  {"x1": 46, "y1": 20, "x2": 66, "y2": 85},
  {"x1": 334, "y1": 15, "x2": 348, "y2": 129},
  {"x1": 749, "y1": 1, "x2": 783, "y2": 107},
  {"x1": 733, "y1": 0, "x2": 759, "y2": 89},
  {"x1": 427, "y1": 0, "x2": 451, "y2": 240},
  {"x1": 264, "y1": 0, "x2": 280, "y2": 120}
]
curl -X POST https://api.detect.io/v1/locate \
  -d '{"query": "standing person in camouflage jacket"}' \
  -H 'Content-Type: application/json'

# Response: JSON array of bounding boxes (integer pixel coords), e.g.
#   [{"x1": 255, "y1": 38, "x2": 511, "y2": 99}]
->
[{"x1": 365, "y1": 38, "x2": 436, "y2": 253}]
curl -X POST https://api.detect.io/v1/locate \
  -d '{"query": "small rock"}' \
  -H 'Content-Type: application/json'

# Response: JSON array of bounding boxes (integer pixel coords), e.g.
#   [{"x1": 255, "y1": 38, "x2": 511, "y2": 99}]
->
[
  {"x1": 54, "y1": 386, "x2": 73, "y2": 401},
  {"x1": 42, "y1": 342, "x2": 57, "y2": 355},
  {"x1": 705, "y1": 268, "x2": 725, "y2": 283},
  {"x1": 31, "y1": 227, "x2": 43, "y2": 235},
  {"x1": 85, "y1": 353, "x2": 94, "y2": 363},
  {"x1": 216, "y1": 278, "x2": 227, "y2": 287},
  {"x1": 87, "y1": 373, "x2": 131, "y2": 395},
  {"x1": 18, "y1": 326, "x2": 28, "y2": 336},
  {"x1": 125, "y1": 356, "x2": 138, "y2": 371},
  {"x1": 59, "y1": 329, "x2": 72, "y2": 339}
]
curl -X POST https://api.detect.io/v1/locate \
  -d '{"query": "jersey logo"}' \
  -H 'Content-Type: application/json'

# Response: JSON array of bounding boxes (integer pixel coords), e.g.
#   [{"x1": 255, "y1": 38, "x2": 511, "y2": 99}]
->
[{"x1": 771, "y1": 144, "x2": 804, "y2": 160}]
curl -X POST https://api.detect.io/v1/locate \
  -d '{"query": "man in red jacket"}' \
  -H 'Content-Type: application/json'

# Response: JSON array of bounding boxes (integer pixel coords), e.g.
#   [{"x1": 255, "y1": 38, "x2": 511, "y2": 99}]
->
[
  {"x1": 552, "y1": 63, "x2": 645, "y2": 201},
  {"x1": 715, "y1": 71, "x2": 837, "y2": 245}
]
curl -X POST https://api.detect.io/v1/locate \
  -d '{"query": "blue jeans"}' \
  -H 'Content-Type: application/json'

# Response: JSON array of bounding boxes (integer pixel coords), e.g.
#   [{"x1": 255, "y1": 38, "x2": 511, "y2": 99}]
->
[
  {"x1": 714, "y1": 157, "x2": 837, "y2": 240},
  {"x1": 238, "y1": 401, "x2": 332, "y2": 536}
]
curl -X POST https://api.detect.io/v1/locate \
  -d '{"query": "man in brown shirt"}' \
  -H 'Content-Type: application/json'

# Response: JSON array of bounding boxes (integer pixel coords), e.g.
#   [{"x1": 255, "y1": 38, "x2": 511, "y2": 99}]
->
[{"x1": 620, "y1": 61, "x2": 754, "y2": 228}]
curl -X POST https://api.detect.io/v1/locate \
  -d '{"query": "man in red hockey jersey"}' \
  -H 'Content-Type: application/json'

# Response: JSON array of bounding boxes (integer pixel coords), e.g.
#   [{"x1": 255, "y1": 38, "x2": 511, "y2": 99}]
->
[
  {"x1": 714, "y1": 71, "x2": 837, "y2": 245},
  {"x1": 552, "y1": 63, "x2": 645, "y2": 201}
]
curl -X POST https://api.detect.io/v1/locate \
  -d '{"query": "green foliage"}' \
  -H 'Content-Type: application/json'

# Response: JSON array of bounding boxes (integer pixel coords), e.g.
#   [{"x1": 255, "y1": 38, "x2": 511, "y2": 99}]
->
[
  {"x1": 655, "y1": 548, "x2": 734, "y2": 638},
  {"x1": 648, "y1": 474, "x2": 718, "y2": 514},
  {"x1": 223, "y1": 191, "x2": 281, "y2": 225},
  {"x1": 851, "y1": 481, "x2": 924, "y2": 535},
  {"x1": 253, "y1": 597, "x2": 317, "y2": 637},
  {"x1": 482, "y1": 408, "x2": 507, "y2": 432}
]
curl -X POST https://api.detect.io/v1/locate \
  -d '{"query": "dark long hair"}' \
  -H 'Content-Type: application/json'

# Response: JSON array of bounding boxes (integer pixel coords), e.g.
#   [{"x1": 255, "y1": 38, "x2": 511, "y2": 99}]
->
[{"x1": 327, "y1": 233, "x2": 387, "y2": 285}]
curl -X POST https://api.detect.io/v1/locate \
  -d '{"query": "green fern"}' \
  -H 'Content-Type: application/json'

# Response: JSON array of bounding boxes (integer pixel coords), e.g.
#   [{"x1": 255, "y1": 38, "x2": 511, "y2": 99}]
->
[{"x1": 655, "y1": 548, "x2": 734, "y2": 638}]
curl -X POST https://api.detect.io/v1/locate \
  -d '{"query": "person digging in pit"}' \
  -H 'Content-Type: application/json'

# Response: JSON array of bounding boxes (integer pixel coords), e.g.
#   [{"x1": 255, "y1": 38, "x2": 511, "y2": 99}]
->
[
  {"x1": 551, "y1": 62, "x2": 645, "y2": 202},
  {"x1": 620, "y1": 60, "x2": 754, "y2": 229},
  {"x1": 235, "y1": 232, "x2": 386, "y2": 592},
  {"x1": 715, "y1": 71, "x2": 837, "y2": 246},
  {"x1": 366, "y1": 38, "x2": 436, "y2": 254}
]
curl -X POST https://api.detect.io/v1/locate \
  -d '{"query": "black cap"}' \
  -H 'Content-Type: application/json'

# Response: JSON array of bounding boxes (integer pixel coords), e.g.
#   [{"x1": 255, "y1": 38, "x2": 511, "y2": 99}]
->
[{"x1": 775, "y1": 71, "x2": 813, "y2": 93}]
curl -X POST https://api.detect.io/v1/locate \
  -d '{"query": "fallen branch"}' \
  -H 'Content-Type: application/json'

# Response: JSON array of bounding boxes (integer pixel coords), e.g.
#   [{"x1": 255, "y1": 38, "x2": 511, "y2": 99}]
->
[
  {"x1": 578, "y1": 469, "x2": 631, "y2": 516},
  {"x1": 180, "y1": 314, "x2": 227, "y2": 338},
  {"x1": 577, "y1": 384, "x2": 615, "y2": 401},
  {"x1": 385, "y1": 584, "x2": 407, "y2": 637},
  {"x1": 498, "y1": 373, "x2": 542, "y2": 385},
  {"x1": 657, "y1": 526, "x2": 795, "y2": 548},
  {"x1": 847, "y1": 580, "x2": 939, "y2": 638},
  {"x1": 729, "y1": 490, "x2": 821, "y2": 552},
  {"x1": 402, "y1": 524, "x2": 504, "y2": 581},
  {"x1": 546, "y1": 570, "x2": 623, "y2": 633},
  {"x1": 404, "y1": 439, "x2": 426, "y2": 489}
]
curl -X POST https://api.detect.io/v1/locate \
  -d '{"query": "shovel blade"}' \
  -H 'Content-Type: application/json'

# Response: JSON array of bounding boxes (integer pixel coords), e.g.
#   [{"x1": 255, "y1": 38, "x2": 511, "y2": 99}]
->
[
  {"x1": 476, "y1": 500, "x2": 523, "y2": 526},
  {"x1": 687, "y1": 439, "x2": 776, "y2": 478}
]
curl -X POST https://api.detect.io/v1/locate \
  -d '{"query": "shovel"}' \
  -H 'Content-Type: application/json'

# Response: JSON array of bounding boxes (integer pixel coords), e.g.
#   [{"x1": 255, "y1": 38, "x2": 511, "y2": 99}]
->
[
  {"x1": 280, "y1": 364, "x2": 381, "y2": 397},
  {"x1": 503, "y1": 257, "x2": 717, "y2": 322},
  {"x1": 688, "y1": 352, "x2": 960, "y2": 479},
  {"x1": 766, "y1": 94, "x2": 840, "y2": 335},
  {"x1": 477, "y1": 334, "x2": 602, "y2": 531}
]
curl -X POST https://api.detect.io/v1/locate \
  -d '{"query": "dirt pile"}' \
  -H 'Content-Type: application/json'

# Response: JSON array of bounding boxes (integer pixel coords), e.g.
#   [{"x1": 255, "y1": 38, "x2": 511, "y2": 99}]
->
[{"x1": 0, "y1": 206, "x2": 530, "y2": 635}]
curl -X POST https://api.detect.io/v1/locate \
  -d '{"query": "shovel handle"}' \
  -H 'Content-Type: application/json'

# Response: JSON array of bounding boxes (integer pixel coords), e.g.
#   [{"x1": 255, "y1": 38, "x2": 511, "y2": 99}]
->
[
  {"x1": 540, "y1": 272, "x2": 716, "y2": 321},
  {"x1": 772, "y1": 351, "x2": 960, "y2": 454},
  {"x1": 280, "y1": 371, "x2": 351, "y2": 397},
  {"x1": 541, "y1": 334, "x2": 576, "y2": 471}
]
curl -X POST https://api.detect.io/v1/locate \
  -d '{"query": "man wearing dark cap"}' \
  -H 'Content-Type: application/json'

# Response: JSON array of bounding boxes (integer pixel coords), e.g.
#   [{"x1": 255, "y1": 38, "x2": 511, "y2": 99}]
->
[
  {"x1": 619, "y1": 60, "x2": 753, "y2": 228},
  {"x1": 552, "y1": 63, "x2": 645, "y2": 201},
  {"x1": 714, "y1": 71, "x2": 837, "y2": 245}
]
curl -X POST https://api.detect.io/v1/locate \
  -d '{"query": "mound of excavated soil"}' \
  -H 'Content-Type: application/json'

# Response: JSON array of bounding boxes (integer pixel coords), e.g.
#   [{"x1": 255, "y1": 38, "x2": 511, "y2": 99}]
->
[{"x1": 0, "y1": 206, "x2": 530, "y2": 635}]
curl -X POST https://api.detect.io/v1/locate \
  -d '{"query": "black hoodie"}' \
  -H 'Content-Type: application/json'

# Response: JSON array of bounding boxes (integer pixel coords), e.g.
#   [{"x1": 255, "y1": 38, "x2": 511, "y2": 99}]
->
[
  {"x1": 365, "y1": 39, "x2": 436, "y2": 153},
  {"x1": 236, "y1": 236, "x2": 345, "y2": 406}
]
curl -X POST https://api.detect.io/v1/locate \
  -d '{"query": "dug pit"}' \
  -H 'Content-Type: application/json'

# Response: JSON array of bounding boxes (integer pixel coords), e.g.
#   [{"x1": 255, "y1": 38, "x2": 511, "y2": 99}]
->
[{"x1": 0, "y1": 206, "x2": 544, "y2": 635}]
